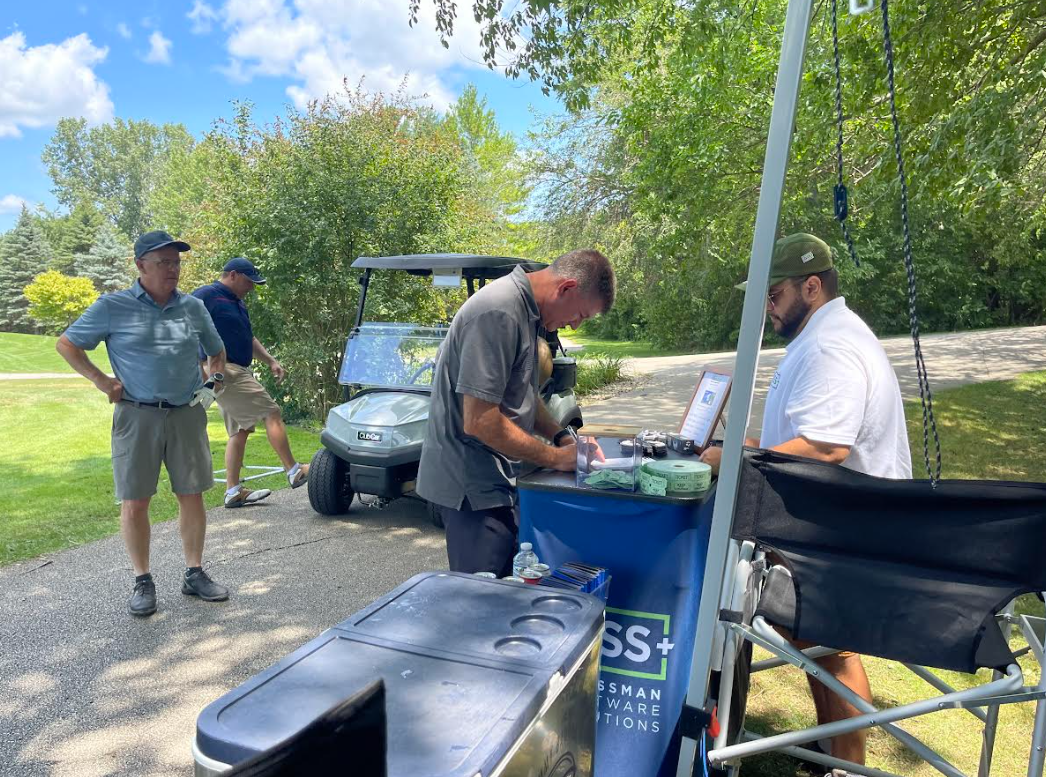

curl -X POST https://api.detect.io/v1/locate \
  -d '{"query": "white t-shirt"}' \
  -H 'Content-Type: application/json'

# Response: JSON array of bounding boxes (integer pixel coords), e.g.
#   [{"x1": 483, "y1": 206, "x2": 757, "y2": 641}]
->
[{"x1": 760, "y1": 297, "x2": 913, "y2": 479}]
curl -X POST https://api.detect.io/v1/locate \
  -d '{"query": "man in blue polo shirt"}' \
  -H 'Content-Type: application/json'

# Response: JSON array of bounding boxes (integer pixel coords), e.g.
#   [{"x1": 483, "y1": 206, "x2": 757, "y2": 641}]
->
[
  {"x1": 57, "y1": 230, "x2": 229, "y2": 617},
  {"x1": 193, "y1": 258, "x2": 309, "y2": 509}
]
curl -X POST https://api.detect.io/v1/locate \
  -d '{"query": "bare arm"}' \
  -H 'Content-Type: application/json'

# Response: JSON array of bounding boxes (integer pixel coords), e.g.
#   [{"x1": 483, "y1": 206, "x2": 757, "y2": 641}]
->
[
  {"x1": 770, "y1": 435, "x2": 850, "y2": 463},
  {"x1": 700, "y1": 434, "x2": 850, "y2": 474},
  {"x1": 252, "y1": 337, "x2": 285, "y2": 381},
  {"x1": 56, "y1": 335, "x2": 123, "y2": 403},
  {"x1": 463, "y1": 395, "x2": 575, "y2": 471},
  {"x1": 206, "y1": 349, "x2": 227, "y2": 380},
  {"x1": 534, "y1": 400, "x2": 566, "y2": 441}
]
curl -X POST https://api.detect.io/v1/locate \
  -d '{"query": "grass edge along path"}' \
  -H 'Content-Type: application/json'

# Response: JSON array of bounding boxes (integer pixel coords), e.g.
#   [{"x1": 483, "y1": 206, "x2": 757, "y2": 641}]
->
[{"x1": 0, "y1": 378, "x2": 319, "y2": 567}]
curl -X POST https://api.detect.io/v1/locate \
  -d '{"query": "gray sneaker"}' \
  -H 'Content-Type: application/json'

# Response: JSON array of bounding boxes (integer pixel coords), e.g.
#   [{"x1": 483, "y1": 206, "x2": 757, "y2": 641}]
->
[
  {"x1": 182, "y1": 568, "x2": 229, "y2": 601},
  {"x1": 129, "y1": 577, "x2": 157, "y2": 617}
]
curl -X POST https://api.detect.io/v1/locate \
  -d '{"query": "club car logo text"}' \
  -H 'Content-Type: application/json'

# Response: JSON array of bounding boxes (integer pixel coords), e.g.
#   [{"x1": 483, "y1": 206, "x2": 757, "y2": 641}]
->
[{"x1": 357, "y1": 430, "x2": 383, "y2": 442}]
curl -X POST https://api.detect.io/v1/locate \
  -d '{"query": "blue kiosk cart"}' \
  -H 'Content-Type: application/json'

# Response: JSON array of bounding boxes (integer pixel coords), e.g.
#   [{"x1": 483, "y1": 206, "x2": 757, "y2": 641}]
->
[{"x1": 518, "y1": 456, "x2": 716, "y2": 777}]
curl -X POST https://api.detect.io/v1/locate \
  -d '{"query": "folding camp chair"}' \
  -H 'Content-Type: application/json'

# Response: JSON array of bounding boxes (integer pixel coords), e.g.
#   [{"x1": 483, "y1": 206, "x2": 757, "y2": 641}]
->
[{"x1": 704, "y1": 449, "x2": 1046, "y2": 777}]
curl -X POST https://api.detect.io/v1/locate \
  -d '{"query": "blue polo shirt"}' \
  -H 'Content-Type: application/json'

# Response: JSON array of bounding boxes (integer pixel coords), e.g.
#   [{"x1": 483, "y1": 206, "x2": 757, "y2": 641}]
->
[
  {"x1": 64, "y1": 280, "x2": 225, "y2": 405},
  {"x1": 192, "y1": 282, "x2": 254, "y2": 367}
]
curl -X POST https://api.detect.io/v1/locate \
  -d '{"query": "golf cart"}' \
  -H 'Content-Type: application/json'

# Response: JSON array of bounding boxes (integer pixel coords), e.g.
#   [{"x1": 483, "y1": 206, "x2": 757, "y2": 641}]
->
[{"x1": 307, "y1": 254, "x2": 583, "y2": 525}]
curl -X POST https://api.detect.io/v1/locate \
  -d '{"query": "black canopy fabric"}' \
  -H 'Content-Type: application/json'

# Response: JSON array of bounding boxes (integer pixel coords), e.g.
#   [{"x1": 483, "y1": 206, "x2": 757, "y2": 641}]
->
[{"x1": 732, "y1": 449, "x2": 1046, "y2": 673}]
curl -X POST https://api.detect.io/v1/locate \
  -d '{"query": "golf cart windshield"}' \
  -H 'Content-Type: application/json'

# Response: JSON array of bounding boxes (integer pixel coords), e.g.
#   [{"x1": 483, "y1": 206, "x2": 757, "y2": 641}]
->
[{"x1": 338, "y1": 323, "x2": 446, "y2": 389}]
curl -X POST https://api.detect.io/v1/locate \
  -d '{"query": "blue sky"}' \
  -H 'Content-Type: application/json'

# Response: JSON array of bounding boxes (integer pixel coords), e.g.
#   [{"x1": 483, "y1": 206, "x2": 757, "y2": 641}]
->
[{"x1": 0, "y1": 0, "x2": 562, "y2": 232}]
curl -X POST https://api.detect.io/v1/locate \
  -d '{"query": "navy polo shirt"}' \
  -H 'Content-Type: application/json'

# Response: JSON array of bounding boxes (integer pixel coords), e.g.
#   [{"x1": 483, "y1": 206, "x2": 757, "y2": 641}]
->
[{"x1": 192, "y1": 281, "x2": 254, "y2": 367}]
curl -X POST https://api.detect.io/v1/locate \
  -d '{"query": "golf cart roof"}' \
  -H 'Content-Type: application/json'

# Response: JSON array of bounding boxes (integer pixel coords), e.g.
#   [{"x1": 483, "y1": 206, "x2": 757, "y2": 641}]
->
[{"x1": 352, "y1": 253, "x2": 546, "y2": 279}]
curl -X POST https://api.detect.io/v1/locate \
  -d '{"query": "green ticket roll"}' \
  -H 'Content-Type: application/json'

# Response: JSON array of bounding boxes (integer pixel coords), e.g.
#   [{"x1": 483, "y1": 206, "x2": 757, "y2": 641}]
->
[{"x1": 640, "y1": 460, "x2": 712, "y2": 496}]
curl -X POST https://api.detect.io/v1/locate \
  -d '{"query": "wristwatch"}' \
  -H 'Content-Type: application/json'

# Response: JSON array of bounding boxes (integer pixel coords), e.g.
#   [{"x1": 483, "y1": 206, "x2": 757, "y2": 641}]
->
[
  {"x1": 210, "y1": 372, "x2": 224, "y2": 383},
  {"x1": 553, "y1": 428, "x2": 574, "y2": 446}
]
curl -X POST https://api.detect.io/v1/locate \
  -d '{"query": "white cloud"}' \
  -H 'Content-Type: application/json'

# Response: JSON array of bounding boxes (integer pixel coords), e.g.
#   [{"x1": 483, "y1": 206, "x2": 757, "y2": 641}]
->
[
  {"x1": 116, "y1": 22, "x2": 132, "y2": 39},
  {"x1": 0, "y1": 194, "x2": 29, "y2": 214},
  {"x1": 0, "y1": 32, "x2": 113, "y2": 138},
  {"x1": 144, "y1": 30, "x2": 172, "y2": 64},
  {"x1": 187, "y1": 1, "x2": 219, "y2": 34},
  {"x1": 213, "y1": 0, "x2": 490, "y2": 110}
]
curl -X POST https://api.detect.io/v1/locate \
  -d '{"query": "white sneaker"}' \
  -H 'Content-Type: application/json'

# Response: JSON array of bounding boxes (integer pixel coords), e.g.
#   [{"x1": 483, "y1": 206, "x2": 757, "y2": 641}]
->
[
  {"x1": 225, "y1": 486, "x2": 272, "y2": 508},
  {"x1": 287, "y1": 462, "x2": 309, "y2": 489}
]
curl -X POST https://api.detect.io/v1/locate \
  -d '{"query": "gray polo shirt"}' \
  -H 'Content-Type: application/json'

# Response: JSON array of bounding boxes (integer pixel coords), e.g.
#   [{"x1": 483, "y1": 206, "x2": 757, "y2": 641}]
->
[
  {"x1": 64, "y1": 280, "x2": 224, "y2": 405},
  {"x1": 417, "y1": 266, "x2": 541, "y2": 510}
]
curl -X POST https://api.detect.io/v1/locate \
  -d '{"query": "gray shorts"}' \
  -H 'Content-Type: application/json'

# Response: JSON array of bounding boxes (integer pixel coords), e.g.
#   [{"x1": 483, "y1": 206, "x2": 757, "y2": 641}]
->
[{"x1": 112, "y1": 402, "x2": 214, "y2": 500}]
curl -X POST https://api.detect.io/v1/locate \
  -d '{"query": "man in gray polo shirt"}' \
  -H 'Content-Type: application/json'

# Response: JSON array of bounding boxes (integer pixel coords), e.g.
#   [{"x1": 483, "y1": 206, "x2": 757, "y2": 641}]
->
[
  {"x1": 417, "y1": 249, "x2": 615, "y2": 577},
  {"x1": 57, "y1": 230, "x2": 229, "y2": 617}
]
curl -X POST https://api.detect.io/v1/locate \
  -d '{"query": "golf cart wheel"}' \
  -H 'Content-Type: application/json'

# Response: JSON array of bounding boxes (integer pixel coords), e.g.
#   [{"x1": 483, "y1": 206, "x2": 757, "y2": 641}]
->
[
  {"x1": 308, "y1": 449, "x2": 355, "y2": 515},
  {"x1": 426, "y1": 500, "x2": 444, "y2": 529}
]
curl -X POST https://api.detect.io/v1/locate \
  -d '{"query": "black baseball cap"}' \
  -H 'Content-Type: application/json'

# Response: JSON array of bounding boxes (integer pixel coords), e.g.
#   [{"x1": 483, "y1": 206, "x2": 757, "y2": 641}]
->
[
  {"x1": 223, "y1": 257, "x2": 266, "y2": 284},
  {"x1": 134, "y1": 230, "x2": 191, "y2": 261}
]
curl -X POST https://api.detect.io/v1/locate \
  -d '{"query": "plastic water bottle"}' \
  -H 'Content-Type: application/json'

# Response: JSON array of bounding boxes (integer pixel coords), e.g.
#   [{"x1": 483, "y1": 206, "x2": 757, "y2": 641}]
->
[{"x1": 512, "y1": 542, "x2": 539, "y2": 577}]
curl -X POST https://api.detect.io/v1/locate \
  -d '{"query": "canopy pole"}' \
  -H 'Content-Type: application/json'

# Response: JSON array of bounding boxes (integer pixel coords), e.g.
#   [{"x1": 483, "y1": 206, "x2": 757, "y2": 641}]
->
[{"x1": 675, "y1": 0, "x2": 815, "y2": 773}]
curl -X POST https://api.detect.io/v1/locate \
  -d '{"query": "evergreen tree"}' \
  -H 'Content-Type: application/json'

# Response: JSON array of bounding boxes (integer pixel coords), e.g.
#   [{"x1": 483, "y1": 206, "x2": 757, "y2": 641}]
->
[
  {"x1": 0, "y1": 207, "x2": 54, "y2": 332},
  {"x1": 74, "y1": 226, "x2": 134, "y2": 294},
  {"x1": 39, "y1": 202, "x2": 105, "y2": 274}
]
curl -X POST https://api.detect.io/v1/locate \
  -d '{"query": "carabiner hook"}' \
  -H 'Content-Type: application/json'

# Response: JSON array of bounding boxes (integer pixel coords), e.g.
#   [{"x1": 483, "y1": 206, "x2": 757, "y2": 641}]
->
[{"x1": 850, "y1": 0, "x2": 875, "y2": 14}]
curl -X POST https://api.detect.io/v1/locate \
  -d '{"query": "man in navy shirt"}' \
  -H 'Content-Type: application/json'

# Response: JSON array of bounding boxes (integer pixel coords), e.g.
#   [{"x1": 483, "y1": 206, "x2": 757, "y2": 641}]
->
[{"x1": 193, "y1": 258, "x2": 310, "y2": 509}]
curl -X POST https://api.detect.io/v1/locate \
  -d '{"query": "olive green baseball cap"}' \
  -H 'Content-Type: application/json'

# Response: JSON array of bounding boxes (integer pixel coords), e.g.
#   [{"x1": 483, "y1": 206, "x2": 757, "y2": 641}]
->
[{"x1": 735, "y1": 233, "x2": 834, "y2": 290}]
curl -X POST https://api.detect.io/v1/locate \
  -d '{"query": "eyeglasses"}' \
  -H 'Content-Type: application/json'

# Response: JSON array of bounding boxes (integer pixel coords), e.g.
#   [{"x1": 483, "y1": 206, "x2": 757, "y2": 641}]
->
[
  {"x1": 150, "y1": 258, "x2": 183, "y2": 269},
  {"x1": 767, "y1": 279, "x2": 803, "y2": 309},
  {"x1": 766, "y1": 286, "x2": 789, "y2": 309}
]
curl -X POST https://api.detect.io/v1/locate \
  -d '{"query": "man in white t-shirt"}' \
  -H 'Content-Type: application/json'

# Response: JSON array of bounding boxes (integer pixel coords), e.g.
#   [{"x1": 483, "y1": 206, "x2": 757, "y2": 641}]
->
[{"x1": 702, "y1": 232, "x2": 912, "y2": 766}]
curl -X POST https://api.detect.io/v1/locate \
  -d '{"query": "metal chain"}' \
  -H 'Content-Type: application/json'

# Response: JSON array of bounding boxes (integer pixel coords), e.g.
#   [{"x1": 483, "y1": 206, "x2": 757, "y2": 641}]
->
[
  {"x1": 831, "y1": 0, "x2": 859, "y2": 267},
  {"x1": 880, "y1": 0, "x2": 942, "y2": 484}
]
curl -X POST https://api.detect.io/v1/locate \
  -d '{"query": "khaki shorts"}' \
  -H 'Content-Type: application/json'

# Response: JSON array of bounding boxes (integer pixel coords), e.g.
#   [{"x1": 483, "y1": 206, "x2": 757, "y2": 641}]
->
[
  {"x1": 216, "y1": 363, "x2": 280, "y2": 436},
  {"x1": 112, "y1": 402, "x2": 214, "y2": 500}
]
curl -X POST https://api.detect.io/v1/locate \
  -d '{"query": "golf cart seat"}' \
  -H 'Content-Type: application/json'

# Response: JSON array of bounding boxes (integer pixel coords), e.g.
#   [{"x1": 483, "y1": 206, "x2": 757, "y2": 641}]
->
[{"x1": 706, "y1": 449, "x2": 1046, "y2": 776}]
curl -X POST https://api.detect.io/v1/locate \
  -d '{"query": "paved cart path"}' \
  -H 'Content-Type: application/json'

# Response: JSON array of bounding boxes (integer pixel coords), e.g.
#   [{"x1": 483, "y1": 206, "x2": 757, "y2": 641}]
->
[
  {"x1": 581, "y1": 325, "x2": 1046, "y2": 434},
  {"x1": 2, "y1": 325, "x2": 1045, "y2": 776}
]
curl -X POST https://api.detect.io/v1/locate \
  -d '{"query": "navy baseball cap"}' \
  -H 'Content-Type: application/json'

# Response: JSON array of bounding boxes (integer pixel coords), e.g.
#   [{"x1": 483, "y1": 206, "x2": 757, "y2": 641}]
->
[
  {"x1": 134, "y1": 230, "x2": 190, "y2": 260},
  {"x1": 223, "y1": 257, "x2": 266, "y2": 284}
]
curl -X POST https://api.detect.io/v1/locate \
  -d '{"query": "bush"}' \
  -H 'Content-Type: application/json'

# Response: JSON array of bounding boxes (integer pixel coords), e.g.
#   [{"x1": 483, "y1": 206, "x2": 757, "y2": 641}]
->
[
  {"x1": 24, "y1": 271, "x2": 98, "y2": 334},
  {"x1": 575, "y1": 353, "x2": 625, "y2": 397}
]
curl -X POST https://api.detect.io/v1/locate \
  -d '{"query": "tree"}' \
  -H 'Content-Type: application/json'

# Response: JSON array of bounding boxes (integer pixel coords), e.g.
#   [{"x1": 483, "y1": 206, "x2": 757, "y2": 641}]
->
[
  {"x1": 24, "y1": 271, "x2": 98, "y2": 334},
  {"x1": 74, "y1": 226, "x2": 134, "y2": 294},
  {"x1": 468, "y1": 0, "x2": 1046, "y2": 349},
  {"x1": 198, "y1": 89, "x2": 473, "y2": 421},
  {"x1": 441, "y1": 84, "x2": 531, "y2": 254},
  {"x1": 146, "y1": 135, "x2": 231, "y2": 291},
  {"x1": 0, "y1": 207, "x2": 54, "y2": 332},
  {"x1": 42, "y1": 117, "x2": 194, "y2": 240},
  {"x1": 37, "y1": 201, "x2": 105, "y2": 274}
]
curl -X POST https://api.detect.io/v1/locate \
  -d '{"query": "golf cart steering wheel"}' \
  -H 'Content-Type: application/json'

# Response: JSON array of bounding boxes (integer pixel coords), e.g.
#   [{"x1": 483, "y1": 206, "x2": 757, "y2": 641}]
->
[{"x1": 407, "y1": 360, "x2": 436, "y2": 385}]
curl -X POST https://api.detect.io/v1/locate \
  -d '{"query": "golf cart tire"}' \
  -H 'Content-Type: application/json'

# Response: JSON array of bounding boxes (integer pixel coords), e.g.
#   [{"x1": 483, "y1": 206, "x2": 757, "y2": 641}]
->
[
  {"x1": 308, "y1": 448, "x2": 355, "y2": 516},
  {"x1": 426, "y1": 500, "x2": 444, "y2": 529}
]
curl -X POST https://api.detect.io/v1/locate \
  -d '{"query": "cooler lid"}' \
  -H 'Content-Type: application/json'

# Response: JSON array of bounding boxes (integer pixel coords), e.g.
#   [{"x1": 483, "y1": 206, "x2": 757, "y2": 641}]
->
[
  {"x1": 196, "y1": 573, "x2": 603, "y2": 776},
  {"x1": 338, "y1": 572, "x2": 602, "y2": 671}
]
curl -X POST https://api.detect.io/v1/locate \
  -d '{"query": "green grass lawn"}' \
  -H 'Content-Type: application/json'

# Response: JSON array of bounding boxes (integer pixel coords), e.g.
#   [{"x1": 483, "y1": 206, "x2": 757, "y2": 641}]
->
[
  {"x1": 0, "y1": 379, "x2": 320, "y2": 566},
  {"x1": 567, "y1": 331, "x2": 688, "y2": 359},
  {"x1": 0, "y1": 331, "x2": 112, "y2": 374}
]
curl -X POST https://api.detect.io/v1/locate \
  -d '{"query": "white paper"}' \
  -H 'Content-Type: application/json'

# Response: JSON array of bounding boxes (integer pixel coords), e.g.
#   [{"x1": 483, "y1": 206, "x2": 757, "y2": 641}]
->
[{"x1": 680, "y1": 371, "x2": 731, "y2": 443}]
